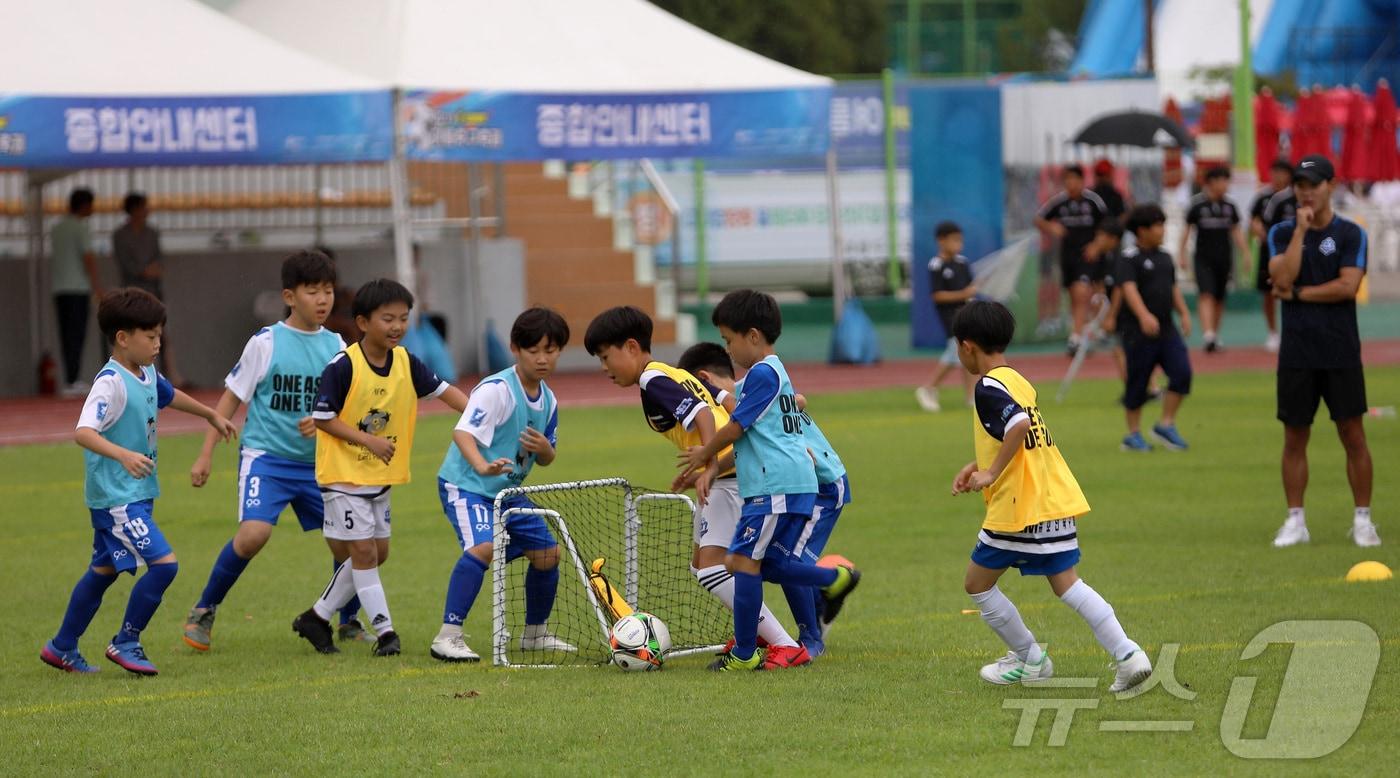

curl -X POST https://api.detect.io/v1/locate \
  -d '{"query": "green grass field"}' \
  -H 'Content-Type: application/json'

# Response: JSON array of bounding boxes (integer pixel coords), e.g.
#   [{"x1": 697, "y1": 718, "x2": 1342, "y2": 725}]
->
[{"x1": 4, "y1": 367, "x2": 1398, "y2": 776}]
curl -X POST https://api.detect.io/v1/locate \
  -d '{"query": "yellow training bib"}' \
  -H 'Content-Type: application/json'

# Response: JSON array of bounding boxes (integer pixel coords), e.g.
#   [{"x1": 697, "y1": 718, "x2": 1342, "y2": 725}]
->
[
  {"x1": 640, "y1": 361, "x2": 735, "y2": 477},
  {"x1": 316, "y1": 343, "x2": 418, "y2": 486},
  {"x1": 973, "y1": 366, "x2": 1090, "y2": 532}
]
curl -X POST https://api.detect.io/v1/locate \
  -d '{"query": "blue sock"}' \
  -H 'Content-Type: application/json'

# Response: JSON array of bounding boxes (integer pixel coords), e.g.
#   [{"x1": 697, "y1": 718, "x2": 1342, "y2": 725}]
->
[
  {"x1": 762, "y1": 553, "x2": 838, "y2": 589},
  {"x1": 524, "y1": 566, "x2": 559, "y2": 625},
  {"x1": 336, "y1": 559, "x2": 362, "y2": 625},
  {"x1": 115, "y1": 562, "x2": 178, "y2": 645},
  {"x1": 731, "y1": 571, "x2": 763, "y2": 660},
  {"x1": 783, "y1": 583, "x2": 823, "y2": 648},
  {"x1": 444, "y1": 553, "x2": 488, "y2": 625},
  {"x1": 53, "y1": 568, "x2": 119, "y2": 652},
  {"x1": 196, "y1": 541, "x2": 250, "y2": 609}
]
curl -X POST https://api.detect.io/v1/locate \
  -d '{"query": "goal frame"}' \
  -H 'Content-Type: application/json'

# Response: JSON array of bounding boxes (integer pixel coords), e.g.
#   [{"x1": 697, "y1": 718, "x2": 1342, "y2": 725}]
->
[{"x1": 490, "y1": 477, "x2": 725, "y2": 668}]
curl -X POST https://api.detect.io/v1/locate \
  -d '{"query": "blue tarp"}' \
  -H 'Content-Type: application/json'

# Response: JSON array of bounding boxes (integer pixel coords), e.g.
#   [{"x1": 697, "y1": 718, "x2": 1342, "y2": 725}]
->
[
  {"x1": 400, "y1": 87, "x2": 831, "y2": 161},
  {"x1": 909, "y1": 83, "x2": 1004, "y2": 349},
  {"x1": 0, "y1": 92, "x2": 393, "y2": 168}
]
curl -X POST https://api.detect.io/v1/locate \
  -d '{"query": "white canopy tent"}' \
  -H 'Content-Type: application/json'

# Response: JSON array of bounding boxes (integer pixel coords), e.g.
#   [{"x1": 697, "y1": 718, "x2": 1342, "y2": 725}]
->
[
  {"x1": 227, "y1": 0, "x2": 847, "y2": 346},
  {"x1": 227, "y1": 0, "x2": 831, "y2": 93},
  {"x1": 3, "y1": 0, "x2": 385, "y2": 96},
  {"x1": 5, "y1": 0, "x2": 391, "y2": 383}
]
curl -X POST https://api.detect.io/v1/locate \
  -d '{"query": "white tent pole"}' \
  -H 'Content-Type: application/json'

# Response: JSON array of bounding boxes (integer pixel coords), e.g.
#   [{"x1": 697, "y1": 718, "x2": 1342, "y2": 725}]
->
[
  {"x1": 825, "y1": 147, "x2": 847, "y2": 322},
  {"x1": 388, "y1": 90, "x2": 416, "y2": 305},
  {"x1": 26, "y1": 174, "x2": 44, "y2": 380}
]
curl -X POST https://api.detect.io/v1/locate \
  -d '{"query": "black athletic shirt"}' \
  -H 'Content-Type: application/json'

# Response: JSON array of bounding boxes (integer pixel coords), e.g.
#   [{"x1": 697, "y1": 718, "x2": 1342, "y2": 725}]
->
[
  {"x1": 1267, "y1": 215, "x2": 1368, "y2": 370},
  {"x1": 1116, "y1": 246, "x2": 1178, "y2": 340},
  {"x1": 1185, "y1": 194, "x2": 1240, "y2": 262},
  {"x1": 1038, "y1": 191, "x2": 1108, "y2": 264},
  {"x1": 929, "y1": 254, "x2": 974, "y2": 333}
]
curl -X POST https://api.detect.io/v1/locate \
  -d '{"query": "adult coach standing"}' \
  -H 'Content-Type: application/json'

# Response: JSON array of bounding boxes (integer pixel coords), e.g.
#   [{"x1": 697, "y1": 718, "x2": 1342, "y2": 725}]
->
[
  {"x1": 1266, "y1": 155, "x2": 1379, "y2": 548},
  {"x1": 1035, "y1": 165, "x2": 1108, "y2": 355},
  {"x1": 113, "y1": 192, "x2": 186, "y2": 386}
]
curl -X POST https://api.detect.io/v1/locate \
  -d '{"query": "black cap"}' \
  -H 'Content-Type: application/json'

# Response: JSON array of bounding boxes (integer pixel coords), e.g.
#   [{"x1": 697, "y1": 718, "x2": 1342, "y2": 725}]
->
[{"x1": 1293, "y1": 155, "x2": 1334, "y2": 184}]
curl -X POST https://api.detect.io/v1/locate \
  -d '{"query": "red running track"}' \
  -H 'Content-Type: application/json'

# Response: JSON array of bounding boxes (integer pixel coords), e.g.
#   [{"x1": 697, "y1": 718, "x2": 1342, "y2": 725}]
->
[{"x1": 5, "y1": 340, "x2": 1399, "y2": 447}]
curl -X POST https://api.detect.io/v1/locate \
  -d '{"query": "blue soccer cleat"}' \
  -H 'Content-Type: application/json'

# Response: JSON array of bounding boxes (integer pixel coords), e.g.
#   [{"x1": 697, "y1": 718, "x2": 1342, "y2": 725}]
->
[
  {"x1": 105, "y1": 640, "x2": 159, "y2": 676},
  {"x1": 40, "y1": 641, "x2": 100, "y2": 674},
  {"x1": 1120, "y1": 432, "x2": 1153, "y2": 452},
  {"x1": 1151, "y1": 423, "x2": 1189, "y2": 451}
]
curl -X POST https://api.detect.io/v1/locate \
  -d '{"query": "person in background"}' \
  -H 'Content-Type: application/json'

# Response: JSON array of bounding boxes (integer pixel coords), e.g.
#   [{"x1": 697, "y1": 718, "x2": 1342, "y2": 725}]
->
[
  {"x1": 114, "y1": 193, "x2": 186, "y2": 387},
  {"x1": 1035, "y1": 165, "x2": 1109, "y2": 356},
  {"x1": 50, "y1": 188, "x2": 105, "y2": 398},
  {"x1": 1091, "y1": 159, "x2": 1128, "y2": 223},
  {"x1": 1250, "y1": 160, "x2": 1295, "y2": 353}
]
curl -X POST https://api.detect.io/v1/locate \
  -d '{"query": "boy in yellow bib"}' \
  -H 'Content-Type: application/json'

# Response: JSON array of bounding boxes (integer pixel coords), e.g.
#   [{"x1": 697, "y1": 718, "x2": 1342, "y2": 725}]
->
[
  {"x1": 292, "y1": 279, "x2": 467, "y2": 657},
  {"x1": 950, "y1": 301, "x2": 1151, "y2": 693}
]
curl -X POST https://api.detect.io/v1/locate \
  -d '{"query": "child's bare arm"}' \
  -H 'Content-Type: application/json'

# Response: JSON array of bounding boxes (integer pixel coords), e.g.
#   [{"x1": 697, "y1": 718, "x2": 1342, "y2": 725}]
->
[
  {"x1": 76, "y1": 427, "x2": 153, "y2": 479},
  {"x1": 438, "y1": 385, "x2": 469, "y2": 414},
  {"x1": 191, "y1": 389, "x2": 242, "y2": 487},
  {"x1": 168, "y1": 390, "x2": 237, "y2": 442}
]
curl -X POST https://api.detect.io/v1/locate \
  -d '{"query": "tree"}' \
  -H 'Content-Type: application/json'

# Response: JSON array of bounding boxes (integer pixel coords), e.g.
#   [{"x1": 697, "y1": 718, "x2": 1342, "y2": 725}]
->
[{"x1": 651, "y1": 0, "x2": 887, "y2": 75}]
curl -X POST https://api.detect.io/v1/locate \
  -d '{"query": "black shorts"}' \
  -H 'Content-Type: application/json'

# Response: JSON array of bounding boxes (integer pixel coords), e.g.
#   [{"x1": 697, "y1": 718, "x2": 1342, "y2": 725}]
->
[
  {"x1": 1122, "y1": 331, "x2": 1192, "y2": 410},
  {"x1": 1255, "y1": 250, "x2": 1273, "y2": 292},
  {"x1": 1277, "y1": 366, "x2": 1368, "y2": 426},
  {"x1": 1061, "y1": 257, "x2": 1098, "y2": 289},
  {"x1": 1194, "y1": 255, "x2": 1232, "y2": 299}
]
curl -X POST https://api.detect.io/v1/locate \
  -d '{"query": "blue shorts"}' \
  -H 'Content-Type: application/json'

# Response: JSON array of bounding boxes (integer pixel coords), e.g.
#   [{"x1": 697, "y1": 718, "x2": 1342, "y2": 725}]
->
[
  {"x1": 238, "y1": 449, "x2": 322, "y2": 531},
  {"x1": 439, "y1": 479, "x2": 557, "y2": 562},
  {"x1": 970, "y1": 542, "x2": 1080, "y2": 576},
  {"x1": 730, "y1": 493, "x2": 816, "y2": 561},
  {"x1": 89, "y1": 500, "x2": 173, "y2": 575},
  {"x1": 796, "y1": 476, "x2": 851, "y2": 563}
]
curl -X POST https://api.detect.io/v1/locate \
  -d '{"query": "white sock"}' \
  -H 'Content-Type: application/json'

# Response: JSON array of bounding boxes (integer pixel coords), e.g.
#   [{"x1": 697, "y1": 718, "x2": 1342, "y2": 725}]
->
[
  {"x1": 1059, "y1": 579, "x2": 1139, "y2": 661},
  {"x1": 1288, "y1": 507, "x2": 1306, "y2": 526},
  {"x1": 970, "y1": 585, "x2": 1041, "y2": 663},
  {"x1": 312, "y1": 561, "x2": 357, "y2": 621},
  {"x1": 1355, "y1": 507, "x2": 1372, "y2": 524},
  {"x1": 694, "y1": 565, "x2": 797, "y2": 648},
  {"x1": 436, "y1": 623, "x2": 462, "y2": 640},
  {"x1": 351, "y1": 566, "x2": 393, "y2": 636}
]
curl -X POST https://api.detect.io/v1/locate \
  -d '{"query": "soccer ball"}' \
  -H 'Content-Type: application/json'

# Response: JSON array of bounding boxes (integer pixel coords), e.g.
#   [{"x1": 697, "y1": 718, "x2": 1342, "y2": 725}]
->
[{"x1": 609, "y1": 612, "x2": 671, "y2": 671}]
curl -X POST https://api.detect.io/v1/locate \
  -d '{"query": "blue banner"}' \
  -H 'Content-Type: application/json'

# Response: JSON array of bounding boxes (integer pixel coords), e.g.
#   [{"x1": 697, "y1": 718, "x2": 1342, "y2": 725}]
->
[
  {"x1": 401, "y1": 88, "x2": 830, "y2": 161},
  {"x1": 909, "y1": 83, "x2": 1004, "y2": 349},
  {"x1": 831, "y1": 81, "x2": 909, "y2": 162},
  {"x1": 0, "y1": 92, "x2": 393, "y2": 167}
]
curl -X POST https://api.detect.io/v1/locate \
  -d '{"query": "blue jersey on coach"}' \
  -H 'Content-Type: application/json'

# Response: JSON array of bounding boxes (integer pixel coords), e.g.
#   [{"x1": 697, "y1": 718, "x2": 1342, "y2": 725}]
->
[
  {"x1": 439, "y1": 366, "x2": 557, "y2": 499},
  {"x1": 240, "y1": 323, "x2": 342, "y2": 463},
  {"x1": 85, "y1": 360, "x2": 174, "y2": 509},
  {"x1": 729, "y1": 355, "x2": 818, "y2": 501}
]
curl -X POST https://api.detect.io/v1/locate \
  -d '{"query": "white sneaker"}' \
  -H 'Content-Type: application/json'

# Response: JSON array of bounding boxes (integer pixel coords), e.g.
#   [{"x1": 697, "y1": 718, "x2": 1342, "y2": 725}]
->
[
  {"x1": 1272, "y1": 518, "x2": 1310, "y2": 547},
  {"x1": 1349, "y1": 519, "x2": 1382, "y2": 547},
  {"x1": 979, "y1": 651, "x2": 1053, "y2": 685},
  {"x1": 915, "y1": 386, "x2": 941, "y2": 412},
  {"x1": 430, "y1": 632, "x2": 480, "y2": 663},
  {"x1": 519, "y1": 624, "x2": 577, "y2": 652},
  {"x1": 1109, "y1": 649, "x2": 1153, "y2": 693}
]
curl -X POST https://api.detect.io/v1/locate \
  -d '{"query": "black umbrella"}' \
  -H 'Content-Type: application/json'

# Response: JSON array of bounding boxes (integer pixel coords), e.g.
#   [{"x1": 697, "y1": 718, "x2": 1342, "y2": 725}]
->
[{"x1": 1073, "y1": 111, "x2": 1194, "y2": 149}]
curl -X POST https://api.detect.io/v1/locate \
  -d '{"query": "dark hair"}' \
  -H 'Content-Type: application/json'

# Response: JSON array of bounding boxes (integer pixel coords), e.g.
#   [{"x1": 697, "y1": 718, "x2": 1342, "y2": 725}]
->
[
  {"x1": 69, "y1": 188, "x2": 95, "y2": 214},
  {"x1": 351, "y1": 278, "x2": 414, "y2": 319},
  {"x1": 1125, "y1": 203, "x2": 1167, "y2": 234},
  {"x1": 1203, "y1": 166, "x2": 1231, "y2": 182},
  {"x1": 122, "y1": 192, "x2": 148, "y2": 215},
  {"x1": 1063, "y1": 164, "x2": 1085, "y2": 179},
  {"x1": 935, "y1": 221, "x2": 962, "y2": 239},
  {"x1": 583, "y1": 305, "x2": 652, "y2": 354},
  {"x1": 98, "y1": 287, "x2": 167, "y2": 344},
  {"x1": 711, "y1": 289, "x2": 782, "y2": 344},
  {"x1": 1096, "y1": 218, "x2": 1124, "y2": 238},
  {"x1": 281, "y1": 249, "x2": 337, "y2": 290},
  {"x1": 511, "y1": 307, "x2": 570, "y2": 349},
  {"x1": 678, "y1": 342, "x2": 734, "y2": 379},
  {"x1": 1270, "y1": 158, "x2": 1293, "y2": 174},
  {"x1": 951, "y1": 300, "x2": 1015, "y2": 354}
]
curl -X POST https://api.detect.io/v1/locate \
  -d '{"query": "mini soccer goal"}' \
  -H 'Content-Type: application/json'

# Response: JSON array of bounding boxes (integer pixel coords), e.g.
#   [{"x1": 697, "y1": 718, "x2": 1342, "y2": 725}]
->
[{"x1": 490, "y1": 478, "x2": 732, "y2": 668}]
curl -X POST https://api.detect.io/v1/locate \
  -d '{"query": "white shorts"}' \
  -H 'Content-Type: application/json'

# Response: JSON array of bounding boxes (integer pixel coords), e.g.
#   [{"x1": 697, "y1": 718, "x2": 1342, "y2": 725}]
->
[
  {"x1": 321, "y1": 487, "x2": 392, "y2": 541},
  {"x1": 696, "y1": 477, "x2": 741, "y2": 549}
]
